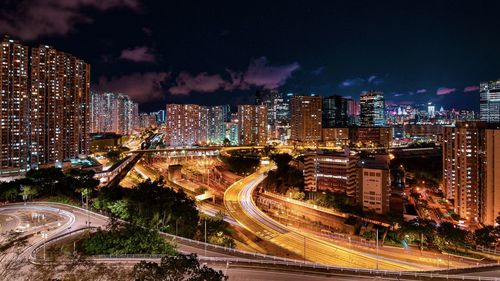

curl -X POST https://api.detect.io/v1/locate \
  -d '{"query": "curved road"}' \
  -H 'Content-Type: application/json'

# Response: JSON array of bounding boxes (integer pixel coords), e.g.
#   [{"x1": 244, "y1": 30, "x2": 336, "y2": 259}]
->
[{"x1": 224, "y1": 166, "x2": 441, "y2": 271}]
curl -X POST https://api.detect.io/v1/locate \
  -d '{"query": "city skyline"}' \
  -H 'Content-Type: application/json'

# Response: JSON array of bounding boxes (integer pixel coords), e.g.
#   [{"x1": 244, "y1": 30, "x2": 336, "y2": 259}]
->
[{"x1": 1, "y1": 1, "x2": 500, "y2": 112}]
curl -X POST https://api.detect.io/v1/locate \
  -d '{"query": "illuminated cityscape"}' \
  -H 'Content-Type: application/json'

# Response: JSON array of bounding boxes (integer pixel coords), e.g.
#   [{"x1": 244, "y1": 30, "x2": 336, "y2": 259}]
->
[{"x1": 0, "y1": 1, "x2": 500, "y2": 281}]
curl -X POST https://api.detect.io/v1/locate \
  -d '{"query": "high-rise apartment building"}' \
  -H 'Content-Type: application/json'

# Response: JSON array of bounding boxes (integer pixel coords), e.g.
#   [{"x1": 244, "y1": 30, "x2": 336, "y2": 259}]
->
[
  {"x1": 480, "y1": 80, "x2": 500, "y2": 123},
  {"x1": 0, "y1": 37, "x2": 29, "y2": 174},
  {"x1": 303, "y1": 149, "x2": 359, "y2": 197},
  {"x1": 290, "y1": 96, "x2": 322, "y2": 143},
  {"x1": 481, "y1": 129, "x2": 500, "y2": 225},
  {"x1": 0, "y1": 36, "x2": 90, "y2": 174},
  {"x1": 323, "y1": 95, "x2": 348, "y2": 128},
  {"x1": 360, "y1": 91, "x2": 385, "y2": 127},
  {"x1": 442, "y1": 122, "x2": 500, "y2": 224},
  {"x1": 30, "y1": 45, "x2": 90, "y2": 167},
  {"x1": 165, "y1": 104, "x2": 202, "y2": 147},
  {"x1": 90, "y1": 92, "x2": 138, "y2": 135},
  {"x1": 442, "y1": 123, "x2": 482, "y2": 222},
  {"x1": 237, "y1": 105, "x2": 268, "y2": 145},
  {"x1": 205, "y1": 105, "x2": 226, "y2": 145}
]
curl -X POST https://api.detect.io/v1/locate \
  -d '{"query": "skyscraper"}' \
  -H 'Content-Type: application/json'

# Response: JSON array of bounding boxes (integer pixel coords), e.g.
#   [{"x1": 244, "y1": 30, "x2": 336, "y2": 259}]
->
[
  {"x1": 237, "y1": 105, "x2": 268, "y2": 145},
  {"x1": 290, "y1": 96, "x2": 322, "y2": 143},
  {"x1": 480, "y1": 80, "x2": 500, "y2": 123},
  {"x1": 322, "y1": 95, "x2": 348, "y2": 128},
  {"x1": 0, "y1": 37, "x2": 29, "y2": 174},
  {"x1": 360, "y1": 91, "x2": 385, "y2": 127}
]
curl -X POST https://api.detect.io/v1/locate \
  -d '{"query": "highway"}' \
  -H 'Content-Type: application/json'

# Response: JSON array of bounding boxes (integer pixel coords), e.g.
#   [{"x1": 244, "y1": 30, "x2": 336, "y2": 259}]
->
[{"x1": 225, "y1": 166, "x2": 437, "y2": 271}]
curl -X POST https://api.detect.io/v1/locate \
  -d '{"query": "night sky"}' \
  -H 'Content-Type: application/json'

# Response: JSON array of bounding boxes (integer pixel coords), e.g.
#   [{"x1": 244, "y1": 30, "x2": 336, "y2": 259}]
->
[{"x1": 1, "y1": 0, "x2": 500, "y2": 112}]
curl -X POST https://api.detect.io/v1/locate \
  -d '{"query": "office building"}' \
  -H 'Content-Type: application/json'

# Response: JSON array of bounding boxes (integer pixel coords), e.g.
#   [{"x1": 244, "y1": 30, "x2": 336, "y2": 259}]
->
[
  {"x1": 237, "y1": 105, "x2": 268, "y2": 145},
  {"x1": 480, "y1": 80, "x2": 500, "y2": 123},
  {"x1": 350, "y1": 127, "x2": 391, "y2": 148},
  {"x1": 360, "y1": 91, "x2": 385, "y2": 127},
  {"x1": 323, "y1": 95, "x2": 348, "y2": 127},
  {"x1": 356, "y1": 155, "x2": 391, "y2": 215},
  {"x1": 290, "y1": 96, "x2": 322, "y2": 143},
  {"x1": 304, "y1": 149, "x2": 359, "y2": 197}
]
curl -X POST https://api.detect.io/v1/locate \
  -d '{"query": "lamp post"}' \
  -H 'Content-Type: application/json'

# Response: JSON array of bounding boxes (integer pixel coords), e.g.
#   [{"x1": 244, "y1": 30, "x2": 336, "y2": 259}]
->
[
  {"x1": 42, "y1": 232, "x2": 48, "y2": 260},
  {"x1": 376, "y1": 228, "x2": 379, "y2": 270},
  {"x1": 204, "y1": 218, "x2": 207, "y2": 257}
]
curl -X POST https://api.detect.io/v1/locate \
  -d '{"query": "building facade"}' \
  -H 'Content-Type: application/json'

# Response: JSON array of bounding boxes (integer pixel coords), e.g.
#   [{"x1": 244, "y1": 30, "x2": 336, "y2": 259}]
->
[
  {"x1": 360, "y1": 91, "x2": 385, "y2": 127},
  {"x1": 323, "y1": 95, "x2": 348, "y2": 128},
  {"x1": 0, "y1": 37, "x2": 29, "y2": 174},
  {"x1": 356, "y1": 156, "x2": 391, "y2": 215},
  {"x1": 237, "y1": 105, "x2": 268, "y2": 145},
  {"x1": 304, "y1": 150, "x2": 359, "y2": 197},
  {"x1": 90, "y1": 92, "x2": 138, "y2": 135},
  {"x1": 480, "y1": 80, "x2": 500, "y2": 123},
  {"x1": 290, "y1": 96, "x2": 322, "y2": 143},
  {"x1": 0, "y1": 37, "x2": 90, "y2": 174}
]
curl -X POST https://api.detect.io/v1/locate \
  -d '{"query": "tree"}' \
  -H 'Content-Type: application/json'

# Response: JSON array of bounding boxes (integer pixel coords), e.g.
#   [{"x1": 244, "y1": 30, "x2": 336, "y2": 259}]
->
[
  {"x1": 270, "y1": 153, "x2": 292, "y2": 176},
  {"x1": 81, "y1": 220, "x2": 176, "y2": 256},
  {"x1": 133, "y1": 254, "x2": 227, "y2": 281},
  {"x1": 435, "y1": 222, "x2": 471, "y2": 251},
  {"x1": 474, "y1": 226, "x2": 497, "y2": 248},
  {"x1": 68, "y1": 169, "x2": 99, "y2": 208},
  {"x1": 26, "y1": 167, "x2": 65, "y2": 195},
  {"x1": 106, "y1": 150, "x2": 121, "y2": 163},
  {"x1": 20, "y1": 184, "x2": 39, "y2": 201},
  {"x1": 222, "y1": 138, "x2": 231, "y2": 146}
]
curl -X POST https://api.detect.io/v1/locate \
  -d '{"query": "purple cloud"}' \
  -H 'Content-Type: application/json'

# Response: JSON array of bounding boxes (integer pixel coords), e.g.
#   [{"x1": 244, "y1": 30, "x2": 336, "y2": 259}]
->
[
  {"x1": 242, "y1": 57, "x2": 300, "y2": 89},
  {"x1": 339, "y1": 78, "x2": 364, "y2": 87},
  {"x1": 169, "y1": 57, "x2": 300, "y2": 95},
  {"x1": 0, "y1": 0, "x2": 139, "y2": 41},
  {"x1": 96, "y1": 72, "x2": 170, "y2": 103},
  {"x1": 463, "y1": 85, "x2": 479, "y2": 92},
  {"x1": 436, "y1": 87, "x2": 457, "y2": 95},
  {"x1": 169, "y1": 72, "x2": 227, "y2": 95},
  {"x1": 416, "y1": 89, "x2": 427, "y2": 94},
  {"x1": 120, "y1": 46, "x2": 156, "y2": 63}
]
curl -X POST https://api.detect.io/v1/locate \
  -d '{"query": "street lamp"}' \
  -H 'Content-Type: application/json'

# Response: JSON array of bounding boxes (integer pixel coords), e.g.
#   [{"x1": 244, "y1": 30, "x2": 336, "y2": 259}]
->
[{"x1": 42, "y1": 232, "x2": 48, "y2": 260}]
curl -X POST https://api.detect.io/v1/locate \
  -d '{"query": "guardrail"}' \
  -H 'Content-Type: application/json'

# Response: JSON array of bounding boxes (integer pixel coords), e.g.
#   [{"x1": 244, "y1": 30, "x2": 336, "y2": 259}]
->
[
  {"x1": 477, "y1": 245, "x2": 500, "y2": 257},
  {"x1": 20, "y1": 204, "x2": 500, "y2": 280}
]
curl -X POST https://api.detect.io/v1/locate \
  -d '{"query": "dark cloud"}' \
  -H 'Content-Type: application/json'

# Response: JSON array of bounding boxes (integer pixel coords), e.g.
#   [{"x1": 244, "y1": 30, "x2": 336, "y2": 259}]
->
[
  {"x1": 311, "y1": 66, "x2": 326, "y2": 75},
  {"x1": 0, "y1": 0, "x2": 139, "y2": 40},
  {"x1": 169, "y1": 72, "x2": 227, "y2": 95},
  {"x1": 96, "y1": 72, "x2": 170, "y2": 103},
  {"x1": 169, "y1": 57, "x2": 300, "y2": 95},
  {"x1": 120, "y1": 46, "x2": 156, "y2": 63}
]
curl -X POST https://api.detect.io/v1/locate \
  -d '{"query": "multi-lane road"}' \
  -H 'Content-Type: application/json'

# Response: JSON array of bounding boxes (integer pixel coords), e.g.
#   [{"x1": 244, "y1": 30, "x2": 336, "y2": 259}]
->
[{"x1": 223, "y1": 165, "x2": 481, "y2": 271}]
